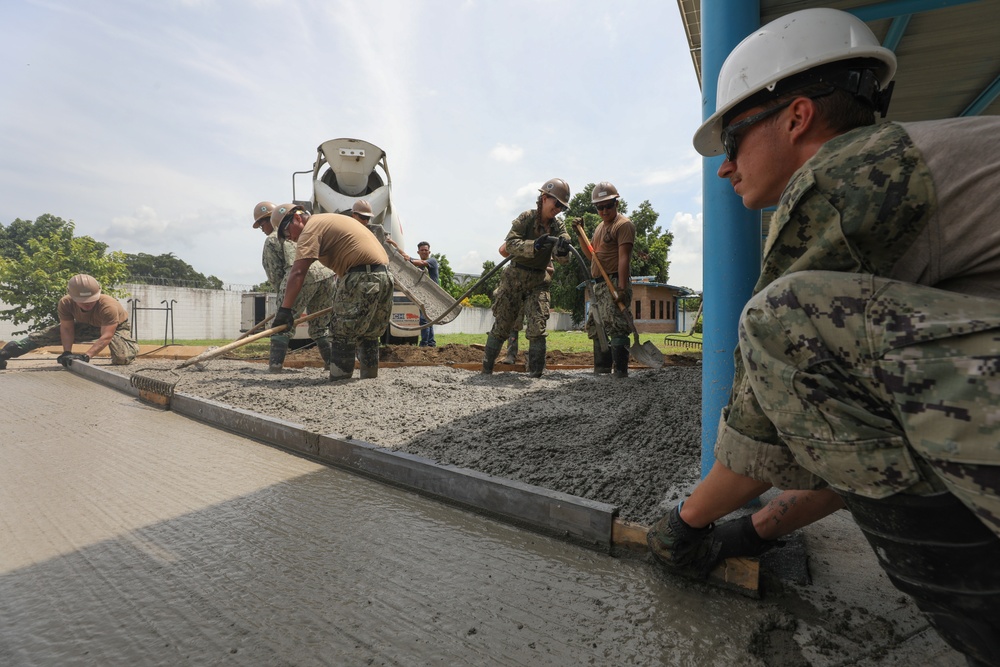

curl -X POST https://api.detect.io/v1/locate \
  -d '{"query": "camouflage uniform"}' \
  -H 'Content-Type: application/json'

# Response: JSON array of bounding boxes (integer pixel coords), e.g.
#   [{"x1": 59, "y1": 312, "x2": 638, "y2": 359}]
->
[
  {"x1": 490, "y1": 210, "x2": 570, "y2": 340},
  {"x1": 330, "y1": 269, "x2": 394, "y2": 342},
  {"x1": 584, "y1": 214, "x2": 635, "y2": 346},
  {"x1": 585, "y1": 281, "x2": 633, "y2": 342},
  {"x1": 262, "y1": 232, "x2": 335, "y2": 340},
  {"x1": 716, "y1": 119, "x2": 1000, "y2": 535}
]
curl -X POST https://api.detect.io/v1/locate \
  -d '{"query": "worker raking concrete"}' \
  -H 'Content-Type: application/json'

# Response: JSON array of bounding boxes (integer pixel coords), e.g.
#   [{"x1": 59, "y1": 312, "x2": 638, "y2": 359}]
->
[
  {"x1": 271, "y1": 204, "x2": 393, "y2": 381},
  {"x1": 252, "y1": 201, "x2": 336, "y2": 372}
]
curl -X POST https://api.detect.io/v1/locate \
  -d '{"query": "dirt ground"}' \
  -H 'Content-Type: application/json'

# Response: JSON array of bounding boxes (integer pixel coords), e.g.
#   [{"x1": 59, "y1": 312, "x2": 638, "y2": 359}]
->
[{"x1": 115, "y1": 344, "x2": 704, "y2": 526}]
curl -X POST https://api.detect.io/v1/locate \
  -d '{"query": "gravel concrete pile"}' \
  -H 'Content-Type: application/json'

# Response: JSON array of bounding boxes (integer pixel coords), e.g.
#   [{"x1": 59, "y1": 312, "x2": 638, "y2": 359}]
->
[{"x1": 122, "y1": 358, "x2": 703, "y2": 525}]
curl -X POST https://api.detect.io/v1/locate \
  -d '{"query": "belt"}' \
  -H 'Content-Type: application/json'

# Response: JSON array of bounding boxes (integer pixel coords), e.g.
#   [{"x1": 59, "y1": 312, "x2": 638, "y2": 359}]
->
[
  {"x1": 347, "y1": 264, "x2": 388, "y2": 274},
  {"x1": 512, "y1": 262, "x2": 546, "y2": 274}
]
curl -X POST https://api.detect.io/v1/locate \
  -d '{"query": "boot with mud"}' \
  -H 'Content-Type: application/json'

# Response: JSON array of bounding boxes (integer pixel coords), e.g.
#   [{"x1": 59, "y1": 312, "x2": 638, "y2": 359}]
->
[
  {"x1": 526, "y1": 338, "x2": 546, "y2": 378},
  {"x1": 328, "y1": 340, "x2": 356, "y2": 381},
  {"x1": 481, "y1": 333, "x2": 504, "y2": 375},
  {"x1": 502, "y1": 333, "x2": 519, "y2": 365},
  {"x1": 593, "y1": 339, "x2": 612, "y2": 375},
  {"x1": 357, "y1": 339, "x2": 380, "y2": 379},
  {"x1": 268, "y1": 335, "x2": 290, "y2": 373},
  {"x1": 315, "y1": 337, "x2": 333, "y2": 371},
  {"x1": 611, "y1": 343, "x2": 630, "y2": 378},
  {"x1": 0, "y1": 340, "x2": 28, "y2": 370}
]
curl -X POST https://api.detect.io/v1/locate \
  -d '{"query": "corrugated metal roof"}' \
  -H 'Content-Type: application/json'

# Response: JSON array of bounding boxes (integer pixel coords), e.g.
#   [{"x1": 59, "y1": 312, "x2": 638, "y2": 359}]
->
[{"x1": 676, "y1": 0, "x2": 1000, "y2": 119}]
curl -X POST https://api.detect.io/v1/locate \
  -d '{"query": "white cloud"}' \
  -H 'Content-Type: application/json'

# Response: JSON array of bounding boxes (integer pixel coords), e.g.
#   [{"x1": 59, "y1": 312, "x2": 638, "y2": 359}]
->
[
  {"x1": 640, "y1": 156, "x2": 702, "y2": 187},
  {"x1": 666, "y1": 211, "x2": 703, "y2": 291},
  {"x1": 0, "y1": 0, "x2": 703, "y2": 289},
  {"x1": 489, "y1": 143, "x2": 524, "y2": 163}
]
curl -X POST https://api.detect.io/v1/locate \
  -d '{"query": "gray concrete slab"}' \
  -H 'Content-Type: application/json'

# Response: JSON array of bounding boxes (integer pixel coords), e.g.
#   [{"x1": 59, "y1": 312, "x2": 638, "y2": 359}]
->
[{"x1": 1, "y1": 362, "x2": 970, "y2": 666}]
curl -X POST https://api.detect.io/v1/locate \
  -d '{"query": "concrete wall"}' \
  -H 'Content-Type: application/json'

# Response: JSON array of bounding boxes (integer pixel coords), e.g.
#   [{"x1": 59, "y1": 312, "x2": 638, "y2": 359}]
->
[
  {"x1": 435, "y1": 306, "x2": 575, "y2": 336},
  {"x1": 1, "y1": 284, "x2": 577, "y2": 341}
]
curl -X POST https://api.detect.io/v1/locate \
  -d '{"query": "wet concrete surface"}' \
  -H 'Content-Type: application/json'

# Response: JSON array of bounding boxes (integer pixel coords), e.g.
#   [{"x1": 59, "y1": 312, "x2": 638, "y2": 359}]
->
[{"x1": 1, "y1": 360, "x2": 969, "y2": 666}]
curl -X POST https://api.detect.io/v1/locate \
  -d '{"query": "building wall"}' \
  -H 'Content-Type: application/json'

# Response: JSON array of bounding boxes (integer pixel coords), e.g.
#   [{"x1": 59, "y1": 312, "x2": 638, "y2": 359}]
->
[
  {"x1": 629, "y1": 284, "x2": 682, "y2": 334},
  {"x1": 1, "y1": 284, "x2": 575, "y2": 341}
]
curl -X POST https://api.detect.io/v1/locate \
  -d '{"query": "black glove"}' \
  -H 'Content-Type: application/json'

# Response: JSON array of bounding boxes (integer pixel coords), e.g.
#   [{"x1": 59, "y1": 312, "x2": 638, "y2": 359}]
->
[
  {"x1": 58, "y1": 352, "x2": 90, "y2": 367},
  {"x1": 272, "y1": 307, "x2": 295, "y2": 331},
  {"x1": 533, "y1": 235, "x2": 555, "y2": 251},
  {"x1": 554, "y1": 237, "x2": 571, "y2": 257}
]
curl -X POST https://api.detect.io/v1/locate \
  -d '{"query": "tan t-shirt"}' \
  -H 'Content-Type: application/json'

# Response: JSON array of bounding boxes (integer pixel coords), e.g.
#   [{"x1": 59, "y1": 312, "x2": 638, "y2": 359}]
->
[
  {"x1": 590, "y1": 213, "x2": 636, "y2": 279},
  {"x1": 892, "y1": 117, "x2": 1000, "y2": 299},
  {"x1": 57, "y1": 294, "x2": 128, "y2": 327},
  {"x1": 295, "y1": 213, "x2": 389, "y2": 277}
]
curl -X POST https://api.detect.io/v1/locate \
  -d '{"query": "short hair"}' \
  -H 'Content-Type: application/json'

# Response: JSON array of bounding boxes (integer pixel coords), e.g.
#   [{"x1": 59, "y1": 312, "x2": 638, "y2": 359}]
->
[
  {"x1": 767, "y1": 86, "x2": 876, "y2": 135},
  {"x1": 417, "y1": 241, "x2": 430, "y2": 249}
]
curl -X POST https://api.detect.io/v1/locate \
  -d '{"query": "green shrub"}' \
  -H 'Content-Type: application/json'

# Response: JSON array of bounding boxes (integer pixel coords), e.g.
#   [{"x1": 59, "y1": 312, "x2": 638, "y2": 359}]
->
[{"x1": 467, "y1": 294, "x2": 491, "y2": 309}]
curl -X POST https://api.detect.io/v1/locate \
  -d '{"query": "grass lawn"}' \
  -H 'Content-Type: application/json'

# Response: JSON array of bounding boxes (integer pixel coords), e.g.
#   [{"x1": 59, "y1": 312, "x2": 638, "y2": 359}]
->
[{"x1": 140, "y1": 330, "x2": 702, "y2": 357}]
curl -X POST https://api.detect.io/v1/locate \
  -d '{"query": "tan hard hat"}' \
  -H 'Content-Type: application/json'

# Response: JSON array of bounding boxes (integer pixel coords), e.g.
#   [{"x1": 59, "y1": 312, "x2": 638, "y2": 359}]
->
[
  {"x1": 68, "y1": 274, "x2": 102, "y2": 303},
  {"x1": 352, "y1": 200, "x2": 373, "y2": 218},
  {"x1": 252, "y1": 201, "x2": 275, "y2": 228},
  {"x1": 591, "y1": 182, "x2": 619, "y2": 204},
  {"x1": 538, "y1": 178, "x2": 570, "y2": 208},
  {"x1": 271, "y1": 203, "x2": 303, "y2": 239}
]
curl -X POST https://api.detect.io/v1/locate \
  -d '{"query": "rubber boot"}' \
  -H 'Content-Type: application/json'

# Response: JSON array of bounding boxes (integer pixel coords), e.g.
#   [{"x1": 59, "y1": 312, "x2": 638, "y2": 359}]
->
[
  {"x1": 481, "y1": 334, "x2": 504, "y2": 375},
  {"x1": 357, "y1": 339, "x2": 380, "y2": 379},
  {"x1": 268, "y1": 336, "x2": 290, "y2": 373},
  {"x1": 503, "y1": 333, "x2": 519, "y2": 365},
  {"x1": 526, "y1": 338, "x2": 546, "y2": 378},
  {"x1": 593, "y1": 340, "x2": 612, "y2": 375},
  {"x1": 611, "y1": 344, "x2": 630, "y2": 378},
  {"x1": 0, "y1": 340, "x2": 27, "y2": 370},
  {"x1": 328, "y1": 340, "x2": 356, "y2": 381},
  {"x1": 315, "y1": 337, "x2": 332, "y2": 371},
  {"x1": 841, "y1": 490, "x2": 1000, "y2": 666}
]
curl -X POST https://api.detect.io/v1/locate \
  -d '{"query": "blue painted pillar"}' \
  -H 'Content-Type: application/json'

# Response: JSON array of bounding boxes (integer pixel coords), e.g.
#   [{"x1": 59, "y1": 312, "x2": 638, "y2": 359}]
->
[{"x1": 700, "y1": 1, "x2": 762, "y2": 477}]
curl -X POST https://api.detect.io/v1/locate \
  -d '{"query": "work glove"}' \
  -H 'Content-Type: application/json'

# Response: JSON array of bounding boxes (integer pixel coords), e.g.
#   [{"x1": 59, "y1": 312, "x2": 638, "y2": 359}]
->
[
  {"x1": 272, "y1": 306, "x2": 295, "y2": 332},
  {"x1": 646, "y1": 505, "x2": 722, "y2": 579},
  {"x1": 58, "y1": 352, "x2": 90, "y2": 367},
  {"x1": 554, "y1": 237, "x2": 571, "y2": 257},
  {"x1": 533, "y1": 235, "x2": 555, "y2": 252}
]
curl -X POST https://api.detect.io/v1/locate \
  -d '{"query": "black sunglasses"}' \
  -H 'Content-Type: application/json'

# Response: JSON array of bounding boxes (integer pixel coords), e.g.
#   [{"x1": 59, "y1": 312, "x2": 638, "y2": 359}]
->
[
  {"x1": 594, "y1": 201, "x2": 616, "y2": 212},
  {"x1": 721, "y1": 88, "x2": 838, "y2": 162},
  {"x1": 548, "y1": 195, "x2": 567, "y2": 212},
  {"x1": 720, "y1": 99, "x2": 795, "y2": 162}
]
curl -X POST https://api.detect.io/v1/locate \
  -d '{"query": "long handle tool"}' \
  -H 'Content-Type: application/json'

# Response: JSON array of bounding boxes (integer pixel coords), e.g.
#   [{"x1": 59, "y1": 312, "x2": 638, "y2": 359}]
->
[{"x1": 571, "y1": 221, "x2": 664, "y2": 369}]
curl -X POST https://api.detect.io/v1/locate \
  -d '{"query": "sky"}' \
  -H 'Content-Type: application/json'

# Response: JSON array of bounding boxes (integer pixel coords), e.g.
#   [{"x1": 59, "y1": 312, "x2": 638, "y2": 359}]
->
[{"x1": 0, "y1": 0, "x2": 705, "y2": 291}]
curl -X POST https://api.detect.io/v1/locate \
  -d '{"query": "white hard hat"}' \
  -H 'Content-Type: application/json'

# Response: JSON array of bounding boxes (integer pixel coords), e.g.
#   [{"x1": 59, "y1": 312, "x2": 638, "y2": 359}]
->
[{"x1": 693, "y1": 8, "x2": 897, "y2": 157}]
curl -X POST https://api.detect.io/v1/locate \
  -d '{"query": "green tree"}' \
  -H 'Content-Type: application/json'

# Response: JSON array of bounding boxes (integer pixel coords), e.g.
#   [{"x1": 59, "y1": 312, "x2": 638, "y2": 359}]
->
[
  {"x1": 0, "y1": 215, "x2": 129, "y2": 334},
  {"x1": 124, "y1": 252, "x2": 223, "y2": 289},
  {"x1": 252, "y1": 280, "x2": 275, "y2": 292},
  {"x1": 434, "y1": 253, "x2": 464, "y2": 299},
  {"x1": 473, "y1": 260, "x2": 502, "y2": 300},
  {"x1": 0, "y1": 215, "x2": 68, "y2": 260}
]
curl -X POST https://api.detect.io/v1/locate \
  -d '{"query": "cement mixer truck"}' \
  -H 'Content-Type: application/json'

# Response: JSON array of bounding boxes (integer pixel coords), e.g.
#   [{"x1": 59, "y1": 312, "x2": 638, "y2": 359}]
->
[
  {"x1": 242, "y1": 138, "x2": 459, "y2": 344},
  {"x1": 292, "y1": 138, "x2": 459, "y2": 343}
]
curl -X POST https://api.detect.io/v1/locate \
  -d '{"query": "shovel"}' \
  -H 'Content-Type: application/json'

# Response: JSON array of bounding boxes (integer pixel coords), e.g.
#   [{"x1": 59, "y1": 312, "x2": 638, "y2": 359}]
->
[
  {"x1": 571, "y1": 221, "x2": 664, "y2": 369},
  {"x1": 563, "y1": 243, "x2": 609, "y2": 352}
]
